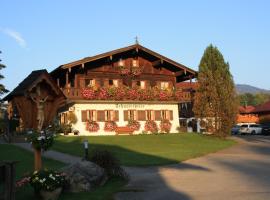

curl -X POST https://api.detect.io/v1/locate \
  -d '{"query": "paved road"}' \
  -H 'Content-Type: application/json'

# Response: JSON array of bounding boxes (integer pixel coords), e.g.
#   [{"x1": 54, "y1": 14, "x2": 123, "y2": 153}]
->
[{"x1": 115, "y1": 136, "x2": 270, "y2": 200}]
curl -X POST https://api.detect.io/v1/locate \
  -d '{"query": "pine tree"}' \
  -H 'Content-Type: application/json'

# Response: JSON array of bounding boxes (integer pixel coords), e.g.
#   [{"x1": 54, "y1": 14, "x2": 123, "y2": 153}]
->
[
  {"x1": 193, "y1": 45, "x2": 238, "y2": 137},
  {"x1": 0, "y1": 51, "x2": 8, "y2": 98}
]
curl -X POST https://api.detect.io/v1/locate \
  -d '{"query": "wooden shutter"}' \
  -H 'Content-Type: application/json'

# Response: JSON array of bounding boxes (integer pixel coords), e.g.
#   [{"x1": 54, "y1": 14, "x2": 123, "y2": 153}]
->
[
  {"x1": 155, "y1": 111, "x2": 161, "y2": 121},
  {"x1": 115, "y1": 111, "x2": 119, "y2": 121},
  {"x1": 170, "y1": 110, "x2": 173, "y2": 120},
  {"x1": 138, "y1": 110, "x2": 146, "y2": 121},
  {"x1": 97, "y1": 111, "x2": 105, "y2": 122},
  {"x1": 124, "y1": 110, "x2": 128, "y2": 121},
  {"x1": 81, "y1": 110, "x2": 87, "y2": 122}
]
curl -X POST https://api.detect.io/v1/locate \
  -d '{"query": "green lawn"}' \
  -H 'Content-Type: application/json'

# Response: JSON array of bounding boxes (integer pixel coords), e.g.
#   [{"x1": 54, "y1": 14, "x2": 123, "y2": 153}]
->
[
  {"x1": 0, "y1": 144, "x2": 126, "y2": 200},
  {"x1": 52, "y1": 133, "x2": 236, "y2": 166}
]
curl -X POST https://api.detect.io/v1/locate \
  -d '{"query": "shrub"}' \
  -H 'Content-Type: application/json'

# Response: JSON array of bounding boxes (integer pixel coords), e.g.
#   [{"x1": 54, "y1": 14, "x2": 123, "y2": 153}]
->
[{"x1": 89, "y1": 149, "x2": 129, "y2": 180}]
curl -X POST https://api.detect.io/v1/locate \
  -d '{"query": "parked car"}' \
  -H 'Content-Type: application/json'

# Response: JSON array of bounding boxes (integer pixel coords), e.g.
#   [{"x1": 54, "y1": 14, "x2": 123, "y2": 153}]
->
[
  {"x1": 261, "y1": 124, "x2": 270, "y2": 135},
  {"x1": 239, "y1": 124, "x2": 262, "y2": 135},
  {"x1": 231, "y1": 125, "x2": 241, "y2": 135}
]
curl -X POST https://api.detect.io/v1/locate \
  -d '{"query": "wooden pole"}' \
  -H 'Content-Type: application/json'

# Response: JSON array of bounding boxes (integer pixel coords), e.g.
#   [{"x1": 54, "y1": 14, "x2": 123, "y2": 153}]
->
[{"x1": 34, "y1": 149, "x2": 42, "y2": 171}]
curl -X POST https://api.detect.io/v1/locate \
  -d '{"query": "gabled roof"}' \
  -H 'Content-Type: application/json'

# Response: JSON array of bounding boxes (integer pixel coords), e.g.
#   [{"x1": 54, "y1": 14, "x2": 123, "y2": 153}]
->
[
  {"x1": 3, "y1": 69, "x2": 65, "y2": 101},
  {"x1": 51, "y1": 44, "x2": 197, "y2": 79},
  {"x1": 252, "y1": 101, "x2": 270, "y2": 114}
]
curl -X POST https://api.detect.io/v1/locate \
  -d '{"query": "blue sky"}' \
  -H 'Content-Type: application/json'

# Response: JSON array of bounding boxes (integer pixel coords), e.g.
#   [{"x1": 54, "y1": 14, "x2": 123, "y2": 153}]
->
[{"x1": 0, "y1": 0, "x2": 270, "y2": 91}]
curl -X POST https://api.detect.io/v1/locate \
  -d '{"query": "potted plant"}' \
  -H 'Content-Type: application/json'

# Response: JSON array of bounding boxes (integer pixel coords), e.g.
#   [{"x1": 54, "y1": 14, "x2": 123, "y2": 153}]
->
[
  {"x1": 127, "y1": 120, "x2": 140, "y2": 131},
  {"x1": 30, "y1": 169, "x2": 67, "y2": 200},
  {"x1": 86, "y1": 121, "x2": 100, "y2": 132},
  {"x1": 104, "y1": 121, "x2": 117, "y2": 132},
  {"x1": 160, "y1": 119, "x2": 172, "y2": 133},
  {"x1": 144, "y1": 120, "x2": 158, "y2": 134}
]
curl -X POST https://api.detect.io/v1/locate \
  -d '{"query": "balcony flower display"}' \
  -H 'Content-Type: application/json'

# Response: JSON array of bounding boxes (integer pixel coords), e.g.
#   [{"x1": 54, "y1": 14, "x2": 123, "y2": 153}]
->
[
  {"x1": 98, "y1": 88, "x2": 109, "y2": 100},
  {"x1": 138, "y1": 88, "x2": 154, "y2": 101},
  {"x1": 144, "y1": 120, "x2": 158, "y2": 133},
  {"x1": 127, "y1": 88, "x2": 139, "y2": 100},
  {"x1": 86, "y1": 121, "x2": 99, "y2": 132},
  {"x1": 114, "y1": 87, "x2": 126, "y2": 100},
  {"x1": 160, "y1": 119, "x2": 172, "y2": 133},
  {"x1": 104, "y1": 121, "x2": 118, "y2": 132},
  {"x1": 131, "y1": 67, "x2": 143, "y2": 76},
  {"x1": 127, "y1": 120, "x2": 140, "y2": 131},
  {"x1": 81, "y1": 88, "x2": 96, "y2": 100},
  {"x1": 118, "y1": 65, "x2": 130, "y2": 75}
]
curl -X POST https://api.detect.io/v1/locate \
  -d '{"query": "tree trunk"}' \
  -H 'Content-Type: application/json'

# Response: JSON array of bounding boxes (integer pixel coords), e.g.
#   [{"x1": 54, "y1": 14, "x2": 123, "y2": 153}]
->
[{"x1": 34, "y1": 149, "x2": 42, "y2": 171}]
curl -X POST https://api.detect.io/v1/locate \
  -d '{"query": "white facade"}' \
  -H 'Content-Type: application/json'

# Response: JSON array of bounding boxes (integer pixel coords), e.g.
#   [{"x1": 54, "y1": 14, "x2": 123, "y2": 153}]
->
[{"x1": 67, "y1": 101, "x2": 180, "y2": 136}]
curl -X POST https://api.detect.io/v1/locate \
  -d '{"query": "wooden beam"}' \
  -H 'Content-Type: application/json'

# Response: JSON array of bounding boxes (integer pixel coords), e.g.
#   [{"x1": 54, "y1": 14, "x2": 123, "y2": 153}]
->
[
  {"x1": 110, "y1": 55, "x2": 113, "y2": 61},
  {"x1": 82, "y1": 63, "x2": 84, "y2": 69},
  {"x1": 57, "y1": 78, "x2": 60, "y2": 87},
  {"x1": 152, "y1": 60, "x2": 163, "y2": 68},
  {"x1": 65, "y1": 71, "x2": 69, "y2": 87},
  {"x1": 175, "y1": 70, "x2": 184, "y2": 76}
]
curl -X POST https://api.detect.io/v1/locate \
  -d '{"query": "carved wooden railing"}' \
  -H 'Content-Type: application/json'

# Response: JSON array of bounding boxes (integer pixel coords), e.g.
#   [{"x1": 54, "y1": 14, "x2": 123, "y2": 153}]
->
[{"x1": 62, "y1": 87, "x2": 192, "y2": 102}]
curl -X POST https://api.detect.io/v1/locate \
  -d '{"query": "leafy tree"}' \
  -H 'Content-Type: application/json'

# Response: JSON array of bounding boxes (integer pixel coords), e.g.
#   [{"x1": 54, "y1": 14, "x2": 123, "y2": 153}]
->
[
  {"x1": 238, "y1": 92, "x2": 270, "y2": 106},
  {"x1": 0, "y1": 51, "x2": 8, "y2": 98},
  {"x1": 193, "y1": 45, "x2": 238, "y2": 137}
]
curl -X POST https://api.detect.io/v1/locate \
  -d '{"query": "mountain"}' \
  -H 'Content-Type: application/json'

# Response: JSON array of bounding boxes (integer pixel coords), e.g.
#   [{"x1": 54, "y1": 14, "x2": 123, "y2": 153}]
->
[{"x1": 236, "y1": 84, "x2": 270, "y2": 94}]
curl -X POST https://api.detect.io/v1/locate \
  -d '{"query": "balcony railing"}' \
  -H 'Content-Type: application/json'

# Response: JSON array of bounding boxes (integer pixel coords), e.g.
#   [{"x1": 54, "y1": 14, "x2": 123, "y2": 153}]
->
[{"x1": 62, "y1": 87, "x2": 192, "y2": 102}]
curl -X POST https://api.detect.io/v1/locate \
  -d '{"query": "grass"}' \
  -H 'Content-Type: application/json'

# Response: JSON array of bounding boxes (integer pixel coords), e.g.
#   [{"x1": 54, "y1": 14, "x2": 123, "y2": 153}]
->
[
  {"x1": 52, "y1": 133, "x2": 236, "y2": 166},
  {"x1": 0, "y1": 144, "x2": 126, "y2": 200}
]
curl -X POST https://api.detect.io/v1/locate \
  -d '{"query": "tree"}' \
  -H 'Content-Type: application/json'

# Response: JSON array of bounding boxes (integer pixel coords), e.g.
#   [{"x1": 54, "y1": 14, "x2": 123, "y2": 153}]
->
[
  {"x1": 0, "y1": 51, "x2": 8, "y2": 98},
  {"x1": 193, "y1": 45, "x2": 238, "y2": 137}
]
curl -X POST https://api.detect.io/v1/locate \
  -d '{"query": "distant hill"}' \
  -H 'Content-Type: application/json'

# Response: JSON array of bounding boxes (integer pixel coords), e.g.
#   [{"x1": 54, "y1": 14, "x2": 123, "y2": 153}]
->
[{"x1": 236, "y1": 84, "x2": 270, "y2": 94}]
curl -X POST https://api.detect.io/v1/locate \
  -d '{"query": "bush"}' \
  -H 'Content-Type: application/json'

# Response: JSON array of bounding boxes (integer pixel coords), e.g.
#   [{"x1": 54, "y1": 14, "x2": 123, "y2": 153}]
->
[{"x1": 89, "y1": 149, "x2": 129, "y2": 180}]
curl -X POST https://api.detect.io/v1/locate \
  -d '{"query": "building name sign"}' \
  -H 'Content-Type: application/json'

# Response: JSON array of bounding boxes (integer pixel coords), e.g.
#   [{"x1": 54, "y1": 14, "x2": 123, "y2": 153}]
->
[{"x1": 116, "y1": 104, "x2": 145, "y2": 109}]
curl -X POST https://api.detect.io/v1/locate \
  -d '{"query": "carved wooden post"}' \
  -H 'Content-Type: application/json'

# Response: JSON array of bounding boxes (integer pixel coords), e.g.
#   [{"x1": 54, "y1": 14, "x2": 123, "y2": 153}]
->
[{"x1": 34, "y1": 149, "x2": 42, "y2": 171}]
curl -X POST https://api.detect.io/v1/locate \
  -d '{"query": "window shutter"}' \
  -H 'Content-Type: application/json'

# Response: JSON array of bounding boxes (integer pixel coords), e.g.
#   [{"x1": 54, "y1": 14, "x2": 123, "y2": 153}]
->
[
  {"x1": 151, "y1": 110, "x2": 155, "y2": 120},
  {"x1": 81, "y1": 110, "x2": 87, "y2": 122},
  {"x1": 124, "y1": 110, "x2": 128, "y2": 121},
  {"x1": 155, "y1": 111, "x2": 161, "y2": 121},
  {"x1": 115, "y1": 111, "x2": 119, "y2": 121},
  {"x1": 170, "y1": 110, "x2": 173, "y2": 120},
  {"x1": 138, "y1": 110, "x2": 146, "y2": 121},
  {"x1": 93, "y1": 110, "x2": 97, "y2": 121},
  {"x1": 97, "y1": 111, "x2": 105, "y2": 122}
]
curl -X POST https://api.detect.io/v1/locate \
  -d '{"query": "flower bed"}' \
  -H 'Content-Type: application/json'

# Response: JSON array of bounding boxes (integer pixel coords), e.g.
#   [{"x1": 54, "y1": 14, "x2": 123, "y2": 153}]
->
[
  {"x1": 86, "y1": 121, "x2": 100, "y2": 132},
  {"x1": 81, "y1": 86, "x2": 188, "y2": 102},
  {"x1": 30, "y1": 169, "x2": 67, "y2": 192},
  {"x1": 144, "y1": 120, "x2": 158, "y2": 133},
  {"x1": 160, "y1": 119, "x2": 172, "y2": 133},
  {"x1": 127, "y1": 120, "x2": 140, "y2": 131},
  {"x1": 104, "y1": 121, "x2": 118, "y2": 132}
]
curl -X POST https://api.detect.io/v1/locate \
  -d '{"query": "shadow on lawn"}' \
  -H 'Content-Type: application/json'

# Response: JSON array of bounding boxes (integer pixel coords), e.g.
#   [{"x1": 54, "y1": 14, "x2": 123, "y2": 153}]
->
[{"x1": 52, "y1": 137, "x2": 214, "y2": 200}]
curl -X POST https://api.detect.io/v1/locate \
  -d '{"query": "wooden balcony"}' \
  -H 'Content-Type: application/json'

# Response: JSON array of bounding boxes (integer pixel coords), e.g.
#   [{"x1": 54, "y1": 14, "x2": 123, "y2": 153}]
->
[{"x1": 62, "y1": 87, "x2": 192, "y2": 102}]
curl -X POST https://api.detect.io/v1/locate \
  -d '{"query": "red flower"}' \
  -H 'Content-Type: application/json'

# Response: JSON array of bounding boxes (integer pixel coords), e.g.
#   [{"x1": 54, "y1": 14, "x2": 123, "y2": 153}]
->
[
  {"x1": 81, "y1": 88, "x2": 97, "y2": 100},
  {"x1": 104, "y1": 121, "x2": 118, "y2": 131},
  {"x1": 144, "y1": 120, "x2": 158, "y2": 133},
  {"x1": 160, "y1": 119, "x2": 172, "y2": 133},
  {"x1": 86, "y1": 121, "x2": 100, "y2": 132},
  {"x1": 127, "y1": 120, "x2": 141, "y2": 131}
]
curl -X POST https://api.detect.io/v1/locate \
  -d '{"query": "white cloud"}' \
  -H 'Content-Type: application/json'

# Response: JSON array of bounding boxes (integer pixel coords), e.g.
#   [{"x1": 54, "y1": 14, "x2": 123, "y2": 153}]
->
[{"x1": 1, "y1": 28, "x2": 27, "y2": 48}]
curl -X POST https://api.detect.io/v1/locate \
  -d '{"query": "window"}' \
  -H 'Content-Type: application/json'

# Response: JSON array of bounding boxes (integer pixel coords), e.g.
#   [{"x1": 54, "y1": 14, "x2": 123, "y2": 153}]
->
[
  {"x1": 136, "y1": 81, "x2": 146, "y2": 89},
  {"x1": 88, "y1": 110, "x2": 97, "y2": 121},
  {"x1": 146, "y1": 110, "x2": 154, "y2": 120},
  {"x1": 109, "y1": 79, "x2": 113, "y2": 86},
  {"x1": 161, "y1": 110, "x2": 170, "y2": 120},
  {"x1": 160, "y1": 82, "x2": 169, "y2": 90},
  {"x1": 109, "y1": 79, "x2": 118, "y2": 87},
  {"x1": 82, "y1": 110, "x2": 97, "y2": 122},
  {"x1": 105, "y1": 110, "x2": 115, "y2": 121},
  {"x1": 85, "y1": 79, "x2": 95, "y2": 87},
  {"x1": 128, "y1": 110, "x2": 137, "y2": 120}
]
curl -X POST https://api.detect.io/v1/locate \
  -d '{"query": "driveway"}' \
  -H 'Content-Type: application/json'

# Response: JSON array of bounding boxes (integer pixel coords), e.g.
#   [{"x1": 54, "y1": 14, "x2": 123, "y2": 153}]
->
[{"x1": 115, "y1": 136, "x2": 270, "y2": 200}]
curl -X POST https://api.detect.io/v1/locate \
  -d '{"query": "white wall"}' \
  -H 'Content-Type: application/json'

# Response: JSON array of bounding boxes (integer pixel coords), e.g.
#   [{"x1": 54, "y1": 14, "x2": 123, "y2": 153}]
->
[{"x1": 70, "y1": 102, "x2": 180, "y2": 136}]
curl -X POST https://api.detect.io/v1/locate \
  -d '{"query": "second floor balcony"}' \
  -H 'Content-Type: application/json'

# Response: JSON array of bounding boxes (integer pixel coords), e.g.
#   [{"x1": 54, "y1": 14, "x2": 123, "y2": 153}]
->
[{"x1": 62, "y1": 86, "x2": 193, "y2": 103}]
